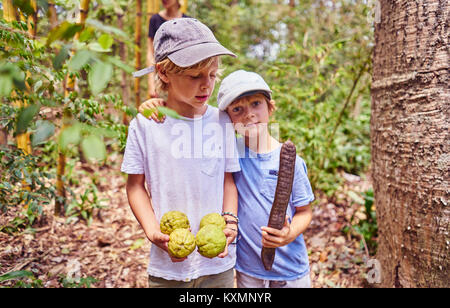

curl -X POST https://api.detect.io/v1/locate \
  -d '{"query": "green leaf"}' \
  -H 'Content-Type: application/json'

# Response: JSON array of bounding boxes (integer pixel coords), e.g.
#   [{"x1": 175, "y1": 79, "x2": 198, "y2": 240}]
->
[
  {"x1": 59, "y1": 123, "x2": 82, "y2": 150},
  {"x1": 0, "y1": 75, "x2": 13, "y2": 97},
  {"x1": 129, "y1": 238, "x2": 145, "y2": 250},
  {"x1": 32, "y1": 120, "x2": 55, "y2": 146},
  {"x1": 0, "y1": 62, "x2": 25, "y2": 93},
  {"x1": 46, "y1": 21, "x2": 83, "y2": 45},
  {"x1": 98, "y1": 33, "x2": 114, "y2": 50},
  {"x1": 106, "y1": 56, "x2": 134, "y2": 73},
  {"x1": 85, "y1": 19, "x2": 127, "y2": 38},
  {"x1": 0, "y1": 270, "x2": 34, "y2": 282},
  {"x1": 16, "y1": 104, "x2": 40, "y2": 135},
  {"x1": 81, "y1": 134, "x2": 106, "y2": 162},
  {"x1": 52, "y1": 46, "x2": 70, "y2": 70},
  {"x1": 33, "y1": 80, "x2": 43, "y2": 92},
  {"x1": 347, "y1": 190, "x2": 365, "y2": 205},
  {"x1": 68, "y1": 50, "x2": 92, "y2": 72},
  {"x1": 11, "y1": 70, "x2": 26, "y2": 91},
  {"x1": 87, "y1": 42, "x2": 112, "y2": 53},
  {"x1": 88, "y1": 61, "x2": 113, "y2": 95},
  {"x1": 79, "y1": 27, "x2": 95, "y2": 42},
  {"x1": 157, "y1": 106, "x2": 181, "y2": 119},
  {"x1": 141, "y1": 108, "x2": 155, "y2": 118},
  {"x1": 11, "y1": 0, "x2": 35, "y2": 15}
]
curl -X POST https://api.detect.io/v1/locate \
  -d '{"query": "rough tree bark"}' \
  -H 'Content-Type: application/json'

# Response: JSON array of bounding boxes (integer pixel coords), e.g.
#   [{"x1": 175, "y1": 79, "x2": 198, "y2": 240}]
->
[{"x1": 371, "y1": 0, "x2": 449, "y2": 287}]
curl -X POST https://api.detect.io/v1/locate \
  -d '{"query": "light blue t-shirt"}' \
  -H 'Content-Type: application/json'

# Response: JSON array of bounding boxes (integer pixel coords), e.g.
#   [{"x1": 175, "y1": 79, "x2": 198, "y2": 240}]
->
[{"x1": 233, "y1": 138, "x2": 314, "y2": 281}]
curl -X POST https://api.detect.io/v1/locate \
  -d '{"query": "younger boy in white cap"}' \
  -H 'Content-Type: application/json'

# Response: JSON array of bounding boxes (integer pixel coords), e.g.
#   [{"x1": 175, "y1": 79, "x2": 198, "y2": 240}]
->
[
  {"x1": 122, "y1": 18, "x2": 241, "y2": 288},
  {"x1": 139, "y1": 70, "x2": 315, "y2": 288},
  {"x1": 218, "y1": 70, "x2": 314, "y2": 288}
]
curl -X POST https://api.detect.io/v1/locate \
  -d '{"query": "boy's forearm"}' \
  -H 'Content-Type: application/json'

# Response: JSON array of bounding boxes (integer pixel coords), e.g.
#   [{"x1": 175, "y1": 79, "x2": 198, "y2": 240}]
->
[
  {"x1": 147, "y1": 37, "x2": 156, "y2": 96},
  {"x1": 126, "y1": 176, "x2": 160, "y2": 239},
  {"x1": 219, "y1": 172, "x2": 239, "y2": 257},
  {"x1": 147, "y1": 37, "x2": 154, "y2": 66},
  {"x1": 290, "y1": 206, "x2": 313, "y2": 239},
  {"x1": 222, "y1": 172, "x2": 238, "y2": 216}
]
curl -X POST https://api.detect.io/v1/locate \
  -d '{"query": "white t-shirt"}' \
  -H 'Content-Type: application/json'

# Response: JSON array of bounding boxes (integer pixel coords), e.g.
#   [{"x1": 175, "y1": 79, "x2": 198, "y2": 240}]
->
[{"x1": 121, "y1": 106, "x2": 241, "y2": 281}]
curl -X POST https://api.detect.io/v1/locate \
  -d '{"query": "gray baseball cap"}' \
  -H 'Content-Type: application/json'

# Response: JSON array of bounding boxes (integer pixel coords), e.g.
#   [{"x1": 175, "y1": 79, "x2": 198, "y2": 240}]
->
[
  {"x1": 217, "y1": 70, "x2": 272, "y2": 111},
  {"x1": 133, "y1": 18, "x2": 236, "y2": 77}
]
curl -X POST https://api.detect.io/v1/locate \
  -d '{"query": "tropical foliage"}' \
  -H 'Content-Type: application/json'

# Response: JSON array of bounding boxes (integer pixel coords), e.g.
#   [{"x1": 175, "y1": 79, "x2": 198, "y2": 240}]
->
[{"x1": 1, "y1": 0, "x2": 373, "y2": 228}]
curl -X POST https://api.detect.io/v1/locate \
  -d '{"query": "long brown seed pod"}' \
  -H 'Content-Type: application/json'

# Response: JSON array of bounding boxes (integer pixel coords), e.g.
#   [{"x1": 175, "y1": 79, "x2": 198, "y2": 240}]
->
[{"x1": 261, "y1": 140, "x2": 297, "y2": 271}]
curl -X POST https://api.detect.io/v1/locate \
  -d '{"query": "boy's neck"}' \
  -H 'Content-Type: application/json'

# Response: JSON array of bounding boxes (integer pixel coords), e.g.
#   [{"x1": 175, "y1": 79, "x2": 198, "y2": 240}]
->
[
  {"x1": 163, "y1": 6, "x2": 182, "y2": 19},
  {"x1": 245, "y1": 131, "x2": 280, "y2": 154},
  {"x1": 166, "y1": 97, "x2": 208, "y2": 119}
]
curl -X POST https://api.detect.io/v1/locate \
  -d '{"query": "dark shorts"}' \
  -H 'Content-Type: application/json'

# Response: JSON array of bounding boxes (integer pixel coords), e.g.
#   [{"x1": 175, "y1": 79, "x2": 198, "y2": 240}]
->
[{"x1": 148, "y1": 268, "x2": 235, "y2": 288}]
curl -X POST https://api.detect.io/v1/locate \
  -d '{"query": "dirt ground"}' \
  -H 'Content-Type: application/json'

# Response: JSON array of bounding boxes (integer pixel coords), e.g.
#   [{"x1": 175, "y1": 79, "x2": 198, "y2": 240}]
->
[{"x1": 0, "y1": 155, "x2": 375, "y2": 288}]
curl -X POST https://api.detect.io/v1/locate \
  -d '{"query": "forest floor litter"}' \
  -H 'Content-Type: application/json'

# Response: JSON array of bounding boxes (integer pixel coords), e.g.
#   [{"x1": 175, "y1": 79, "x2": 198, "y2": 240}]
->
[{"x1": 1, "y1": 155, "x2": 375, "y2": 288}]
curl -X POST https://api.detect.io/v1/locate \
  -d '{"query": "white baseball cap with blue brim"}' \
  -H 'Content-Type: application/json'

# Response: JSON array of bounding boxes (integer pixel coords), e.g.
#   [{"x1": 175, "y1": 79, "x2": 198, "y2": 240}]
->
[
  {"x1": 133, "y1": 18, "x2": 236, "y2": 78},
  {"x1": 217, "y1": 70, "x2": 272, "y2": 111}
]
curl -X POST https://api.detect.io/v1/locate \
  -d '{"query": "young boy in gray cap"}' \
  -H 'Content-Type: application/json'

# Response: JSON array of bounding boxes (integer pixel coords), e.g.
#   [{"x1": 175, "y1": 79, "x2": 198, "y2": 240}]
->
[
  {"x1": 140, "y1": 70, "x2": 315, "y2": 288},
  {"x1": 122, "y1": 18, "x2": 241, "y2": 288}
]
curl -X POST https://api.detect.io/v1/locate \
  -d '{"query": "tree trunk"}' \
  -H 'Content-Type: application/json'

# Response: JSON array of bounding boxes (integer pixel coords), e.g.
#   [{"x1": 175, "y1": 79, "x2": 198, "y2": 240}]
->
[{"x1": 371, "y1": 0, "x2": 449, "y2": 287}]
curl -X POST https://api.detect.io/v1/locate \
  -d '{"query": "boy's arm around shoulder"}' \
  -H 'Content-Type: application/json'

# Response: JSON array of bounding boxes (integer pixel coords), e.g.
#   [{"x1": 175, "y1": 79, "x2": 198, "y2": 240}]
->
[{"x1": 138, "y1": 98, "x2": 167, "y2": 123}]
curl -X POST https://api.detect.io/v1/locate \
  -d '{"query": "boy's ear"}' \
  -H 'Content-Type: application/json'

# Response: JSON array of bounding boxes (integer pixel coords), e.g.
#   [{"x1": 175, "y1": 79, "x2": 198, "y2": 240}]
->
[
  {"x1": 268, "y1": 99, "x2": 276, "y2": 116},
  {"x1": 156, "y1": 65, "x2": 169, "y2": 83}
]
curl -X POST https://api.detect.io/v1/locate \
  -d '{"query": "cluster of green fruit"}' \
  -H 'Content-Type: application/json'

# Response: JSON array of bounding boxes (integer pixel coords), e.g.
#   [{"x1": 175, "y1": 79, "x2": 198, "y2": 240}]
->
[{"x1": 160, "y1": 211, "x2": 227, "y2": 259}]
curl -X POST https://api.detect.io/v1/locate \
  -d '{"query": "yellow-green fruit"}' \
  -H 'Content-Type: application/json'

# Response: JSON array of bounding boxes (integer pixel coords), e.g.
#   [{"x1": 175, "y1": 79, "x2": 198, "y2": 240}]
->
[
  {"x1": 199, "y1": 213, "x2": 226, "y2": 230},
  {"x1": 160, "y1": 211, "x2": 190, "y2": 235},
  {"x1": 168, "y1": 228, "x2": 196, "y2": 258},
  {"x1": 196, "y1": 224, "x2": 226, "y2": 258}
]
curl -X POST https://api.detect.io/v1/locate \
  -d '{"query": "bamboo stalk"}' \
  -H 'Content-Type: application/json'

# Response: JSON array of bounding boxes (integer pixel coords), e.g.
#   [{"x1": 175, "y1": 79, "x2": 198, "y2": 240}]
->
[
  {"x1": 180, "y1": 0, "x2": 188, "y2": 14},
  {"x1": 55, "y1": 0, "x2": 91, "y2": 216},
  {"x1": 146, "y1": 0, "x2": 159, "y2": 98},
  {"x1": 134, "y1": 0, "x2": 142, "y2": 108},
  {"x1": 1, "y1": 0, "x2": 17, "y2": 146},
  {"x1": 3, "y1": 0, "x2": 17, "y2": 22},
  {"x1": 287, "y1": 0, "x2": 295, "y2": 44},
  {"x1": 27, "y1": 0, "x2": 38, "y2": 39},
  {"x1": 3, "y1": 1, "x2": 32, "y2": 154},
  {"x1": 117, "y1": 11, "x2": 130, "y2": 125},
  {"x1": 78, "y1": 0, "x2": 90, "y2": 28},
  {"x1": 3, "y1": 1, "x2": 35, "y2": 210},
  {"x1": 147, "y1": 0, "x2": 159, "y2": 20},
  {"x1": 48, "y1": 2, "x2": 58, "y2": 29},
  {"x1": 22, "y1": 1, "x2": 37, "y2": 155}
]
